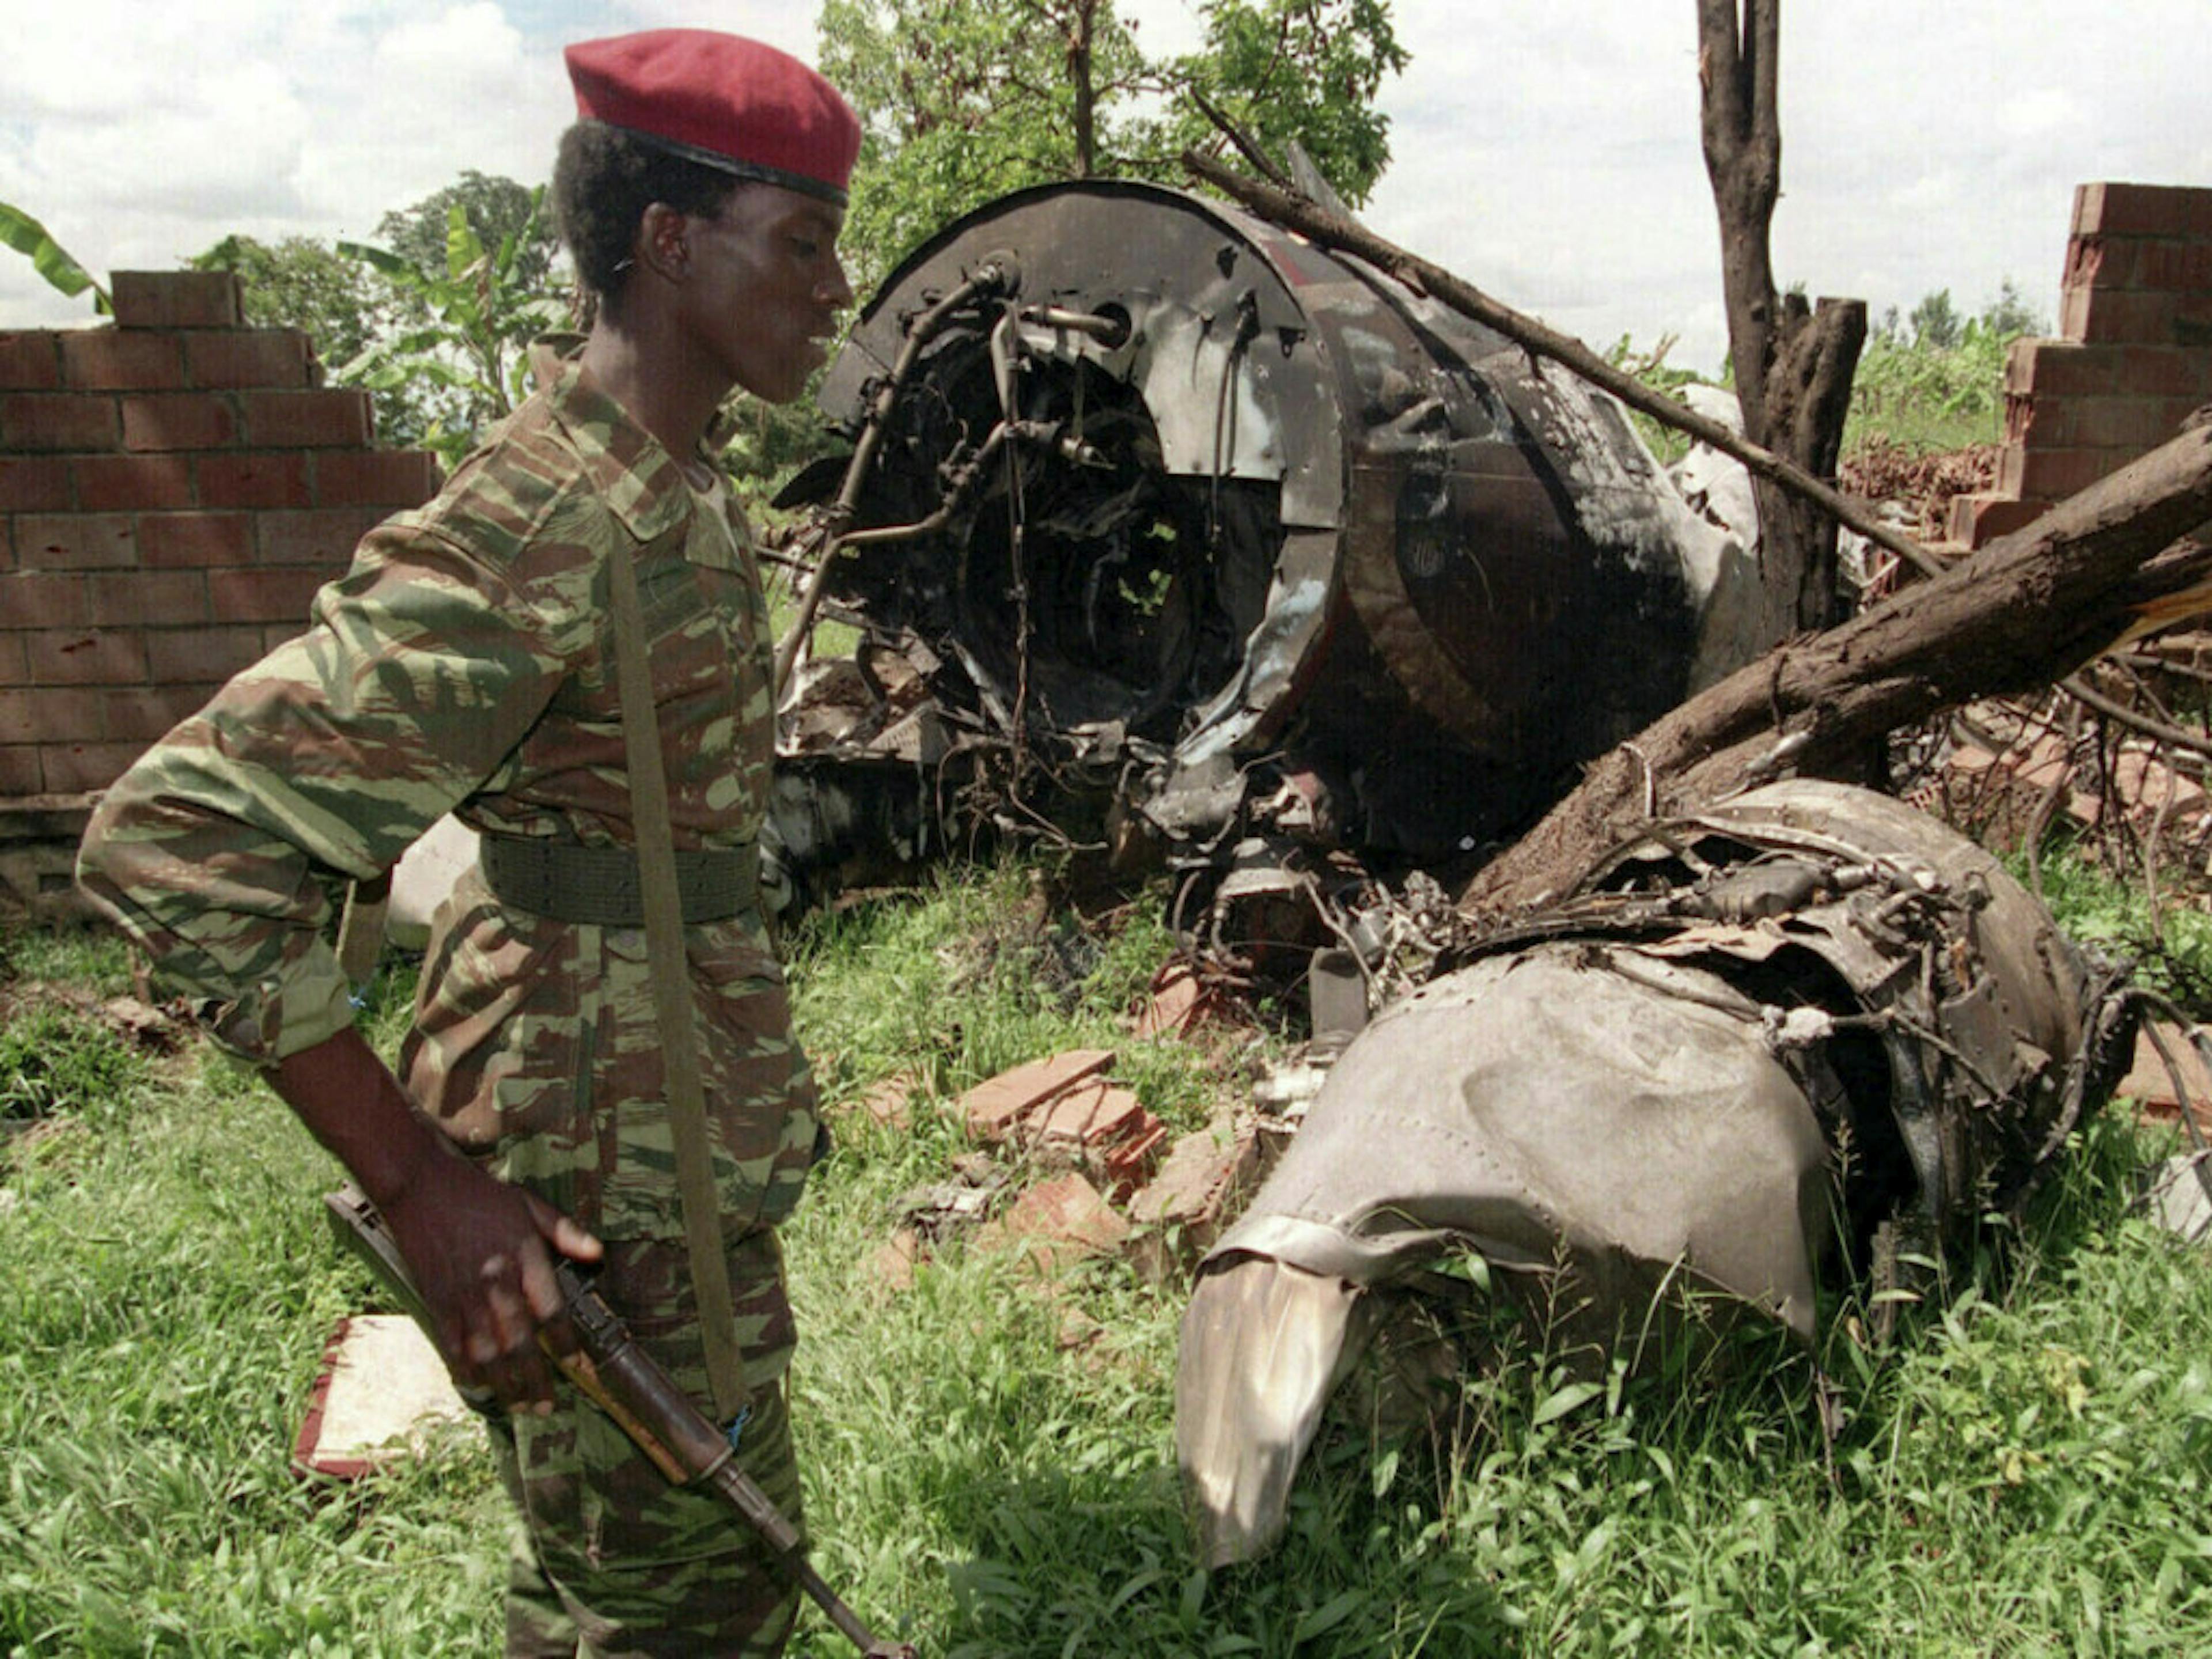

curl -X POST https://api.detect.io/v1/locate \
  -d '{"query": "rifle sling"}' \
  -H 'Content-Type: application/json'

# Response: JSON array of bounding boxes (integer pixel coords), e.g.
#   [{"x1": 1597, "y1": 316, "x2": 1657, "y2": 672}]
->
[{"x1": 603, "y1": 532, "x2": 751, "y2": 1424}]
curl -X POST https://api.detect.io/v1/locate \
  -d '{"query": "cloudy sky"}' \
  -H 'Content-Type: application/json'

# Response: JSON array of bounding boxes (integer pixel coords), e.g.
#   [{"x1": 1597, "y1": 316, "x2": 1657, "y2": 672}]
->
[{"x1": 2, "y1": 2, "x2": 2206, "y2": 373}]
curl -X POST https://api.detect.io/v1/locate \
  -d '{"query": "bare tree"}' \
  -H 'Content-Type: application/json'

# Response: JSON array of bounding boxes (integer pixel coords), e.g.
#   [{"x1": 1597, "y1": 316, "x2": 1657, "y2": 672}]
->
[{"x1": 1697, "y1": 0, "x2": 1866, "y2": 637}]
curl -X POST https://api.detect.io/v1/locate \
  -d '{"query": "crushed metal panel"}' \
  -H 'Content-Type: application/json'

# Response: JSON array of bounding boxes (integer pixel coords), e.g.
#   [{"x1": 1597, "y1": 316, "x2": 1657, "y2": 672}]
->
[{"x1": 1175, "y1": 782, "x2": 2130, "y2": 1567}]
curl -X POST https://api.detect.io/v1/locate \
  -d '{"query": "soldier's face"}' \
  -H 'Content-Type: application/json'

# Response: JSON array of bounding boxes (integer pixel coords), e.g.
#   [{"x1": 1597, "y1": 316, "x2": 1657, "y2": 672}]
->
[{"x1": 677, "y1": 183, "x2": 853, "y2": 406}]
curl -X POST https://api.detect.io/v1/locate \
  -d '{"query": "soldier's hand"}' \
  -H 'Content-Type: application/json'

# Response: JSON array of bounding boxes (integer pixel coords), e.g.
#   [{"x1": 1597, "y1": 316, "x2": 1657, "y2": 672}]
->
[
  {"x1": 380, "y1": 1149, "x2": 604, "y2": 1412},
  {"x1": 268, "y1": 1027, "x2": 603, "y2": 1413}
]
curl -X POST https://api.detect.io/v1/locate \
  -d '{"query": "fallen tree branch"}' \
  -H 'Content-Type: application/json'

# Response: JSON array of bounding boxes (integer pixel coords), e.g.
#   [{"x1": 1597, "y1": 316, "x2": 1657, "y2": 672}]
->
[
  {"x1": 1180, "y1": 149, "x2": 1944, "y2": 583},
  {"x1": 2061, "y1": 672, "x2": 2212, "y2": 762},
  {"x1": 1457, "y1": 424, "x2": 2212, "y2": 915}
]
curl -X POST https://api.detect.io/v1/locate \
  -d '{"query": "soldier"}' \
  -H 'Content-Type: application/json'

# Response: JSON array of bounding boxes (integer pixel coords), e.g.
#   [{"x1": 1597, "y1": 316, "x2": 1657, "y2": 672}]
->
[{"x1": 76, "y1": 29, "x2": 858, "y2": 1658}]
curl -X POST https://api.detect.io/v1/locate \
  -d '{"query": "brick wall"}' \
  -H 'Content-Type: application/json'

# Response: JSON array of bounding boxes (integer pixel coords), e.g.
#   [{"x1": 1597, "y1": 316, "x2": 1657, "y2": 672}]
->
[
  {"x1": 0, "y1": 270, "x2": 443, "y2": 916},
  {"x1": 1950, "y1": 182, "x2": 2212, "y2": 547},
  {"x1": 0, "y1": 270, "x2": 442, "y2": 804}
]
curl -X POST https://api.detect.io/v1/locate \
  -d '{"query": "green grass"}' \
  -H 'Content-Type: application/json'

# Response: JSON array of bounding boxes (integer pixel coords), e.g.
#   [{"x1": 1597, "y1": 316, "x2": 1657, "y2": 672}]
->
[{"x1": 6, "y1": 859, "x2": 2212, "y2": 1656}]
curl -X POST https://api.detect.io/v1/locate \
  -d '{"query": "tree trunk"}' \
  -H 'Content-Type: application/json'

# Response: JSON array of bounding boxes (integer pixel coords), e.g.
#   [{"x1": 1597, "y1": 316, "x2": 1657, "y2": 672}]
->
[
  {"x1": 1070, "y1": 0, "x2": 1098, "y2": 178},
  {"x1": 1698, "y1": 0, "x2": 1866, "y2": 635},
  {"x1": 1458, "y1": 424, "x2": 2212, "y2": 917}
]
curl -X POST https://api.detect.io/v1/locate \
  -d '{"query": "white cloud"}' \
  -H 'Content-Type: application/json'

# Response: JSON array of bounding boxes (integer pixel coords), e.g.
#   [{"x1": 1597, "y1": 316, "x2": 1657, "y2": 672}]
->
[{"x1": 1, "y1": 0, "x2": 2206, "y2": 370}]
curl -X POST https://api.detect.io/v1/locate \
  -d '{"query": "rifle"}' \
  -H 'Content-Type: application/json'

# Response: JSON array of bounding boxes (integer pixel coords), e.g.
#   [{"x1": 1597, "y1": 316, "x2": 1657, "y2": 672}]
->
[{"x1": 324, "y1": 1184, "x2": 917, "y2": 1659}]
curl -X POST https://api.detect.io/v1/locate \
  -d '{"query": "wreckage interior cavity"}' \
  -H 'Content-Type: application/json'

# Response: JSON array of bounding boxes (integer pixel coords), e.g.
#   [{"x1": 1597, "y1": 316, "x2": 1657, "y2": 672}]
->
[{"x1": 800, "y1": 181, "x2": 1732, "y2": 857}]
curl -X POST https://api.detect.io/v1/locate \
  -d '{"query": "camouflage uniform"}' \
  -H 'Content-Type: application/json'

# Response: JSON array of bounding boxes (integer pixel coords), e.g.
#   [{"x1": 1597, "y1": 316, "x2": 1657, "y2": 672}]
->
[{"x1": 77, "y1": 357, "x2": 819, "y2": 1657}]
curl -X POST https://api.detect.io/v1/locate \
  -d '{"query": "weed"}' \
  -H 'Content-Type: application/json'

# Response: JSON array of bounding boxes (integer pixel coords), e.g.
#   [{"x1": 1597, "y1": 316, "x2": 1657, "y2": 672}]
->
[
  {"x1": 5, "y1": 856, "x2": 2210, "y2": 1656},
  {"x1": 0, "y1": 1002, "x2": 142, "y2": 1129}
]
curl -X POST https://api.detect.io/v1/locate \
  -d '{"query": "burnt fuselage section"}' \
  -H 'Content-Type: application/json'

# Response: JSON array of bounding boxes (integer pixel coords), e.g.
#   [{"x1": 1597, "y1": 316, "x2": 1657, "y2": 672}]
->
[{"x1": 795, "y1": 182, "x2": 1724, "y2": 861}]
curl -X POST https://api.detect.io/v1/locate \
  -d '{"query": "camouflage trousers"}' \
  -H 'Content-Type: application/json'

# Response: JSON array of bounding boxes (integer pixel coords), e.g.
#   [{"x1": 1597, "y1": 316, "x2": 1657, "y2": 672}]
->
[{"x1": 486, "y1": 1229, "x2": 803, "y2": 1659}]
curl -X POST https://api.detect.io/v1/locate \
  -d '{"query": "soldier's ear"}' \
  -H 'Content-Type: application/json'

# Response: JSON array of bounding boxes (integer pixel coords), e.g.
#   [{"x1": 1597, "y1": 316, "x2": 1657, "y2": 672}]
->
[{"x1": 636, "y1": 202, "x2": 691, "y2": 286}]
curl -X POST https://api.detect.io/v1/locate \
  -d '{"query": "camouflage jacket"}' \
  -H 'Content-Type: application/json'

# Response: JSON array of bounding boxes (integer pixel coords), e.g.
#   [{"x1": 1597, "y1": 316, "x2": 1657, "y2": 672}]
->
[{"x1": 77, "y1": 358, "x2": 818, "y2": 1240}]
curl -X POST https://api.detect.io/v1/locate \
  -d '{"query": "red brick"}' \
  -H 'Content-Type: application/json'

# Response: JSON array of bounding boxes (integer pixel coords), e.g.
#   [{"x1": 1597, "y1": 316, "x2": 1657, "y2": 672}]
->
[
  {"x1": 0, "y1": 635, "x2": 24, "y2": 686},
  {"x1": 41, "y1": 741, "x2": 141, "y2": 793},
  {"x1": 92, "y1": 570, "x2": 209, "y2": 628},
  {"x1": 2068, "y1": 396, "x2": 2182, "y2": 451},
  {"x1": 184, "y1": 329, "x2": 311, "y2": 390},
  {"x1": 841, "y1": 1073, "x2": 917, "y2": 1131},
  {"x1": 313, "y1": 448, "x2": 442, "y2": 507},
  {"x1": 240, "y1": 389, "x2": 371, "y2": 448},
  {"x1": 1127, "y1": 1123, "x2": 1262, "y2": 1275},
  {"x1": 2007, "y1": 338, "x2": 2119, "y2": 398},
  {"x1": 110, "y1": 271, "x2": 242, "y2": 330},
  {"x1": 2002, "y1": 393, "x2": 2067, "y2": 448},
  {"x1": 2131, "y1": 240, "x2": 2212, "y2": 296},
  {"x1": 0, "y1": 332, "x2": 62, "y2": 391},
  {"x1": 25, "y1": 629, "x2": 148, "y2": 686},
  {"x1": 2074, "y1": 183, "x2": 2211, "y2": 240},
  {"x1": 1946, "y1": 491, "x2": 2052, "y2": 548},
  {"x1": 2160, "y1": 397, "x2": 2212, "y2": 435},
  {"x1": 1133, "y1": 960, "x2": 1230, "y2": 1039},
  {"x1": 0, "y1": 686, "x2": 101, "y2": 741},
  {"x1": 979, "y1": 1172, "x2": 1130, "y2": 1277},
  {"x1": 0, "y1": 456, "x2": 74, "y2": 512},
  {"x1": 73, "y1": 454, "x2": 192, "y2": 510},
  {"x1": 2058, "y1": 284, "x2": 2092, "y2": 343},
  {"x1": 261, "y1": 621, "x2": 311, "y2": 653},
  {"x1": 2006, "y1": 446, "x2": 2127, "y2": 501},
  {"x1": 13, "y1": 513, "x2": 137, "y2": 569},
  {"x1": 869, "y1": 1228, "x2": 923, "y2": 1292},
  {"x1": 209, "y1": 567, "x2": 325, "y2": 624},
  {"x1": 2078, "y1": 290, "x2": 2181, "y2": 347},
  {"x1": 1, "y1": 392, "x2": 120, "y2": 452},
  {"x1": 120, "y1": 392, "x2": 238, "y2": 452},
  {"x1": 1099, "y1": 1116, "x2": 1170, "y2": 1200},
  {"x1": 138, "y1": 512, "x2": 254, "y2": 568},
  {"x1": 1, "y1": 572, "x2": 90, "y2": 628},
  {"x1": 195, "y1": 451, "x2": 312, "y2": 509},
  {"x1": 2176, "y1": 291, "x2": 2212, "y2": 337},
  {"x1": 0, "y1": 745, "x2": 40, "y2": 793},
  {"x1": 102, "y1": 683, "x2": 215, "y2": 742},
  {"x1": 2065, "y1": 236, "x2": 2122, "y2": 293},
  {"x1": 146, "y1": 624, "x2": 263, "y2": 683},
  {"x1": 60, "y1": 330, "x2": 186, "y2": 391},
  {"x1": 255, "y1": 507, "x2": 382, "y2": 567},
  {"x1": 1026, "y1": 1078, "x2": 1147, "y2": 1158},
  {"x1": 2116, "y1": 346, "x2": 2212, "y2": 399},
  {"x1": 960, "y1": 1048, "x2": 1116, "y2": 1143}
]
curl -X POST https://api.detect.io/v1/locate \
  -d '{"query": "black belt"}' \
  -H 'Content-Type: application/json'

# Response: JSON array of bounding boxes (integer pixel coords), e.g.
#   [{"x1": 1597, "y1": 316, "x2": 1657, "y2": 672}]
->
[{"x1": 479, "y1": 834, "x2": 757, "y2": 927}]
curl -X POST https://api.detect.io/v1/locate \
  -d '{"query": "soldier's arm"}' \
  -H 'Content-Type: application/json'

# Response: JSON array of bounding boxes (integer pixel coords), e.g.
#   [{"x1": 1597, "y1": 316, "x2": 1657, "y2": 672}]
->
[{"x1": 77, "y1": 497, "x2": 606, "y2": 1407}]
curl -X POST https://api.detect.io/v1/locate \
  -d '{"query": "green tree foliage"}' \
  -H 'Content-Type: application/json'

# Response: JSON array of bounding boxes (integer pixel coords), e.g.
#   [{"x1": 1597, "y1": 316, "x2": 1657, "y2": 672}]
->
[
  {"x1": 1167, "y1": 0, "x2": 1407, "y2": 207},
  {"x1": 0, "y1": 200, "x2": 107, "y2": 312},
  {"x1": 374, "y1": 170, "x2": 558, "y2": 296},
  {"x1": 339, "y1": 191, "x2": 568, "y2": 467},
  {"x1": 820, "y1": 0, "x2": 1154, "y2": 292},
  {"x1": 1978, "y1": 275, "x2": 2048, "y2": 341},
  {"x1": 818, "y1": 0, "x2": 1405, "y2": 291},
  {"x1": 191, "y1": 235, "x2": 387, "y2": 365},
  {"x1": 1908, "y1": 286, "x2": 1963, "y2": 351},
  {"x1": 189, "y1": 177, "x2": 568, "y2": 461}
]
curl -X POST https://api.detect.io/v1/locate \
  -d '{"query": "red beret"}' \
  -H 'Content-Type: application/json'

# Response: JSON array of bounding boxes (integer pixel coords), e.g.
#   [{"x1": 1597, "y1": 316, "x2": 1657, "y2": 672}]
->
[{"x1": 565, "y1": 29, "x2": 861, "y2": 206}]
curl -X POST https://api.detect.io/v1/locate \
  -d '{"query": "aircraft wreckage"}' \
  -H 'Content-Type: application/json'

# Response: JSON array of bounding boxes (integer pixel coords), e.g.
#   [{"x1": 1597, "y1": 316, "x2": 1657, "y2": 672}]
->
[
  {"x1": 1175, "y1": 779, "x2": 2135, "y2": 1566},
  {"x1": 768, "y1": 179, "x2": 1752, "y2": 891},
  {"x1": 760, "y1": 183, "x2": 2157, "y2": 1570}
]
